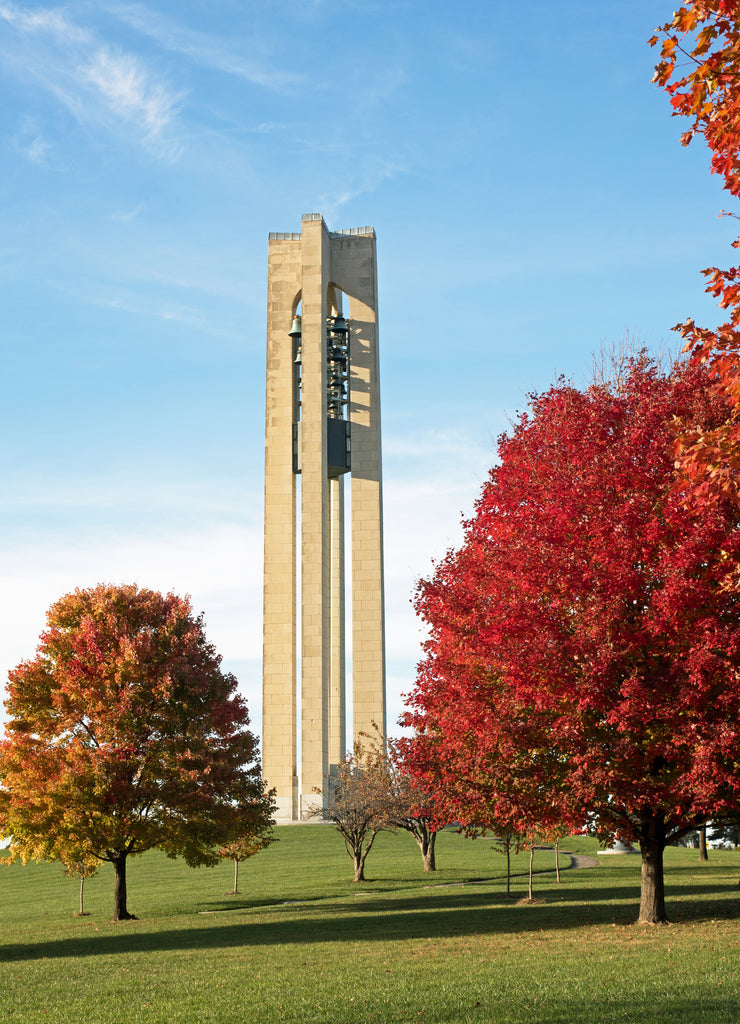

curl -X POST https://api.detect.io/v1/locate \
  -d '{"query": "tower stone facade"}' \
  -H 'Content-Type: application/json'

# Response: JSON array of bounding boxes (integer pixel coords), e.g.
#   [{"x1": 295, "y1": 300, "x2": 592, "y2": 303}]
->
[{"x1": 263, "y1": 213, "x2": 386, "y2": 821}]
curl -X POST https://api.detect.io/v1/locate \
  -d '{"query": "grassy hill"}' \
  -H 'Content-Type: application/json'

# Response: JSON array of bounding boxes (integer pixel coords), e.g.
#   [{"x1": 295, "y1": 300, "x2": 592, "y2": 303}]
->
[{"x1": 1, "y1": 826, "x2": 738, "y2": 1023}]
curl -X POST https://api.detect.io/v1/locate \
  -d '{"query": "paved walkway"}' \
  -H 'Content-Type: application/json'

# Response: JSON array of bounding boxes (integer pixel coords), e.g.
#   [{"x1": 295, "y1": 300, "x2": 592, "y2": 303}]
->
[{"x1": 566, "y1": 853, "x2": 600, "y2": 870}]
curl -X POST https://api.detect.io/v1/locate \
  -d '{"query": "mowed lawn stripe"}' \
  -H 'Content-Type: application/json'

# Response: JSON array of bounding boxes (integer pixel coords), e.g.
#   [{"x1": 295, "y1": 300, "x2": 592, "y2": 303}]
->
[{"x1": 1, "y1": 827, "x2": 738, "y2": 1023}]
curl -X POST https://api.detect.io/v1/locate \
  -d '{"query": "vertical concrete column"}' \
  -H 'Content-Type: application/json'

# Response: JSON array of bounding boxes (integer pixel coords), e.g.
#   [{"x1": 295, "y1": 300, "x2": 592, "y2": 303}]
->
[
  {"x1": 263, "y1": 237, "x2": 301, "y2": 821},
  {"x1": 328, "y1": 474, "x2": 346, "y2": 772},
  {"x1": 331, "y1": 233, "x2": 387, "y2": 742},
  {"x1": 299, "y1": 216, "x2": 331, "y2": 814}
]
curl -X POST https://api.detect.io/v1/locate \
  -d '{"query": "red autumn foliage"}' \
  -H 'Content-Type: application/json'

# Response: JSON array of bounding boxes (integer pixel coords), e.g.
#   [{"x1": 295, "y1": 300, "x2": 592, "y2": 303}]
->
[
  {"x1": 402, "y1": 361, "x2": 740, "y2": 924},
  {"x1": 652, "y1": 3, "x2": 740, "y2": 500},
  {"x1": 0, "y1": 584, "x2": 274, "y2": 921}
]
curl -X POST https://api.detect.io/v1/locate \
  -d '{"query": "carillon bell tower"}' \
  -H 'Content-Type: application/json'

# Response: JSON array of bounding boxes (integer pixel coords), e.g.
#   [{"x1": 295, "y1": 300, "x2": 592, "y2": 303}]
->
[{"x1": 262, "y1": 213, "x2": 386, "y2": 821}]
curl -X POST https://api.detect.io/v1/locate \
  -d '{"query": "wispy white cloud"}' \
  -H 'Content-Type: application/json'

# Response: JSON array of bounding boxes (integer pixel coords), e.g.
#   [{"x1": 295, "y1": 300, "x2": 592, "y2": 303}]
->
[
  {"x1": 12, "y1": 116, "x2": 53, "y2": 165},
  {"x1": 110, "y1": 201, "x2": 145, "y2": 222},
  {"x1": 106, "y1": 2, "x2": 302, "y2": 91},
  {"x1": 319, "y1": 159, "x2": 404, "y2": 222},
  {"x1": 0, "y1": 2, "x2": 183, "y2": 155},
  {"x1": 357, "y1": 64, "x2": 407, "y2": 109},
  {"x1": 0, "y1": 3, "x2": 90, "y2": 43},
  {"x1": 25, "y1": 134, "x2": 51, "y2": 163},
  {"x1": 38, "y1": 236, "x2": 260, "y2": 334},
  {"x1": 80, "y1": 46, "x2": 182, "y2": 139},
  {"x1": 251, "y1": 122, "x2": 289, "y2": 135},
  {"x1": 99, "y1": 294, "x2": 242, "y2": 341}
]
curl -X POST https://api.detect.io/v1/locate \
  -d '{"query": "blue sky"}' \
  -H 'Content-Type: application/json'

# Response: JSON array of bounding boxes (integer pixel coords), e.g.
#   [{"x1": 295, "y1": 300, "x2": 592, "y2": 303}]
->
[{"x1": 0, "y1": 1, "x2": 734, "y2": 739}]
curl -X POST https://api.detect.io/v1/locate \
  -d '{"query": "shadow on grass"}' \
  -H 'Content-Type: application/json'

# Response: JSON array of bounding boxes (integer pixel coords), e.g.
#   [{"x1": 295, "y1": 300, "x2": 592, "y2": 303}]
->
[
  {"x1": 190, "y1": 860, "x2": 594, "y2": 913},
  {"x1": 529, "y1": 995, "x2": 734, "y2": 1024},
  {"x1": 3, "y1": 874, "x2": 738, "y2": 963}
]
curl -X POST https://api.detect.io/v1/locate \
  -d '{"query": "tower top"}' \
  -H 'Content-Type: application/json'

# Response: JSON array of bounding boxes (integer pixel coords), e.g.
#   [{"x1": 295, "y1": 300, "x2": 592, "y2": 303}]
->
[{"x1": 268, "y1": 214, "x2": 375, "y2": 241}]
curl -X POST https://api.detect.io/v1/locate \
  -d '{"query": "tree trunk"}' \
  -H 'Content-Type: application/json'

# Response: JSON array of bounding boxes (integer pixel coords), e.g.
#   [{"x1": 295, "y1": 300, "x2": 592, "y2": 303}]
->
[
  {"x1": 555, "y1": 838, "x2": 561, "y2": 883},
  {"x1": 699, "y1": 824, "x2": 708, "y2": 862},
  {"x1": 350, "y1": 830, "x2": 377, "y2": 882},
  {"x1": 233, "y1": 858, "x2": 240, "y2": 893},
  {"x1": 79, "y1": 877, "x2": 85, "y2": 916},
  {"x1": 417, "y1": 830, "x2": 437, "y2": 871},
  {"x1": 638, "y1": 815, "x2": 668, "y2": 924},
  {"x1": 506, "y1": 842, "x2": 512, "y2": 897},
  {"x1": 528, "y1": 847, "x2": 534, "y2": 900},
  {"x1": 112, "y1": 852, "x2": 135, "y2": 921},
  {"x1": 424, "y1": 832, "x2": 436, "y2": 871}
]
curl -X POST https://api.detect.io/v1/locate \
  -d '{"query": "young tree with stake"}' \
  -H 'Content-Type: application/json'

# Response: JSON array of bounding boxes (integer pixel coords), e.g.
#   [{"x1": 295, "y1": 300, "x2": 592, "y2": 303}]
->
[
  {"x1": 62, "y1": 856, "x2": 98, "y2": 917},
  {"x1": 218, "y1": 827, "x2": 274, "y2": 895}
]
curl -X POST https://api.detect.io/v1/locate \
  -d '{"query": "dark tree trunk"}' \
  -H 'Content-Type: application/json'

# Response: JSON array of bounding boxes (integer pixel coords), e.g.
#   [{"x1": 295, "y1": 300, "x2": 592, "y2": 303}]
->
[
  {"x1": 349, "y1": 829, "x2": 377, "y2": 882},
  {"x1": 79, "y1": 877, "x2": 85, "y2": 916},
  {"x1": 638, "y1": 814, "x2": 668, "y2": 924},
  {"x1": 555, "y1": 838, "x2": 561, "y2": 883},
  {"x1": 112, "y1": 852, "x2": 135, "y2": 921},
  {"x1": 699, "y1": 824, "x2": 708, "y2": 862},
  {"x1": 353, "y1": 852, "x2": 366, "y2": 882},
  {"x1": 506, "y1": 843, "x2": 512, "y2": 897},
  {"x1": 416, "y1": 830, "x2": 437, "y2": 871}
]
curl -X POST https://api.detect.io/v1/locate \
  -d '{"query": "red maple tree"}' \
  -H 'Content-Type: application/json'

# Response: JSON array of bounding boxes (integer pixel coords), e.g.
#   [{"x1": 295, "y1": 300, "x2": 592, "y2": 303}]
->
[
  {"x1": 0, "y1": 584, "x2": 274, "y2": 921},
  {"x1": 652, "y1": 3, "x2": 740, "y2": 501},
  {"x1": 402, "y1": 361, "x2": 740, "y2": 924}
]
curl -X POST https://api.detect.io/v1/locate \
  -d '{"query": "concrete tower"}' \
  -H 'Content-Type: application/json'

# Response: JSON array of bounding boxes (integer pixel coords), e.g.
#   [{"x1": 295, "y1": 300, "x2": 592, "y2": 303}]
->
[{"x1": 263, "y1": 213, "x2": 386, "y2": 821}]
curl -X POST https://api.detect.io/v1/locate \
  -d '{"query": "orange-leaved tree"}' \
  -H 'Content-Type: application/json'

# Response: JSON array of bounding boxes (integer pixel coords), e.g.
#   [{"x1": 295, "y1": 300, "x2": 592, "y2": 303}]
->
[
  {"x1": 218, "y1": 826, "x2": 274, "y2": 895},
  {"x1": 652, "y1": 3, "x2": 740, "y2": 501},
  {"x1": 0, "y1": 584, "x2": 274, "y2": 921}
]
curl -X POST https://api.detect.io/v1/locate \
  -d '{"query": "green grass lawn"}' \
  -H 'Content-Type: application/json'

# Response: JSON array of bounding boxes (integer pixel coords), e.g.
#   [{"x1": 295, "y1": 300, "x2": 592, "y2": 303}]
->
[{"x1": 1, "y1": 827, "x2": 738, "y2": 1024}]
